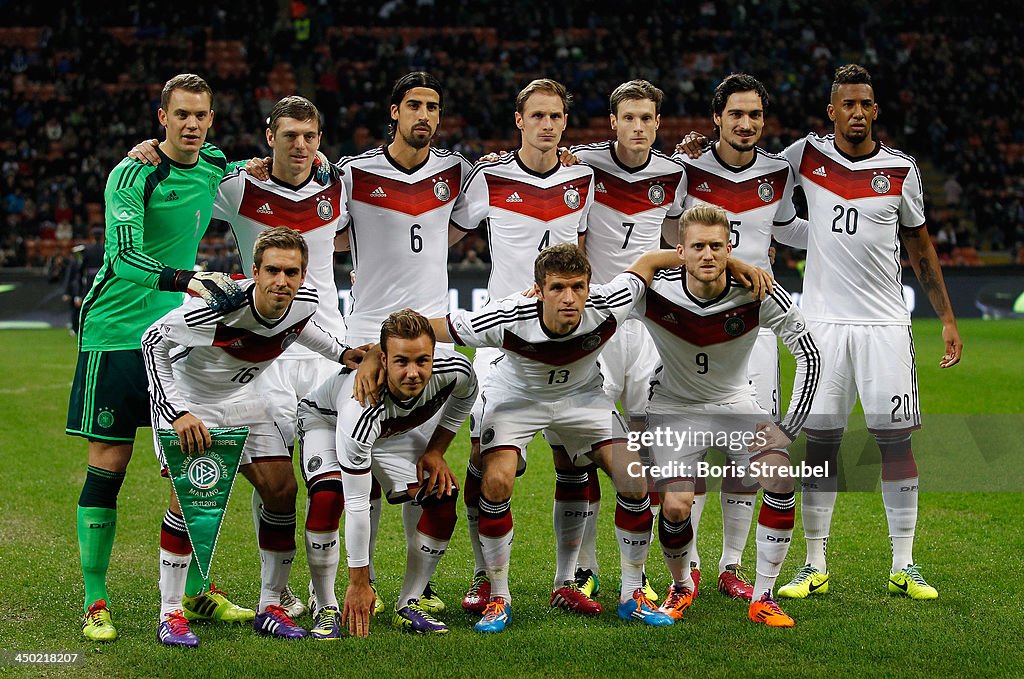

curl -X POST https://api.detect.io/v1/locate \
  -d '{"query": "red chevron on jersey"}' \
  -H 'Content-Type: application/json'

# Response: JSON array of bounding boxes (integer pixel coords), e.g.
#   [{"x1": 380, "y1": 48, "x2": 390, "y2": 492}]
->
[
  {"x1": 238, "y1": 181, "x2": 342, "y2": 233},
  {"x1": 799, "y1": 144, "x2": 909, "y2": 200},
  {"x1": 349, "y1": 165, "x2": 462, "y2": 216},
  {"x1": 378, "y1": 381, "x2": 457, "y2": 438},
  {"x1": 685, "y1": 165, "x2": 789, "y2": 214},
  {"x1": 644, "y1": 289, "x2": 760, "y2": 347},
  {"x1": 501, "y1": 314, "x2": 617, "y2": 366},
  {"x1": 592, "y1": 167, "x2": 684, "y2": 216},
  {"x1": 211, "y1": 317, "x2": 310, "y2": 362},
  {"x1": 487, "y1": 175, "x2": 592, "y2": 222}
]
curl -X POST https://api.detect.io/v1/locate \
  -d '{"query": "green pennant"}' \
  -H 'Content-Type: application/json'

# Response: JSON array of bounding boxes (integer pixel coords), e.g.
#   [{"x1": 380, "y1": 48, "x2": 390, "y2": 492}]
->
[{"x1": 157, "y1": 427, "x2": 249, "y2": 581}]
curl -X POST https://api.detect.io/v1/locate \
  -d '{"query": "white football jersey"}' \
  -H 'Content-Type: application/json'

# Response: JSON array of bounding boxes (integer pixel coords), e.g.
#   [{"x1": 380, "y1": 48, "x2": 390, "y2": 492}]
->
[
  {"x1": 784, "y1": 134, "x2": 925, "y2": 325},
  {"x1": 299, "y1": 347, "x2": 477, "y2": 471},
  {"x1": 633, "y1": 270, "x2": 819, "y2": 439},
  {"x1": 142, "y1": 280, "x2": 347, "y2": 422},
  {"x1": 456, "y1": 152, "x2": 594, "y2": 301},
  {"x1": 447, "y1": 272, "x2": 644, "y2": 399},
  {"x1": 573, "y1": 141, "x2": 686, "y2": 283},
  {"x1": 337, "y1": 146, "x2": 473, "y2": 342},
  {"x1": 675, "y1": 144, "x2": 798, "y2": 273},
  {"x1": 213, "y1": 168, "x2": 348, "y2": 358}
]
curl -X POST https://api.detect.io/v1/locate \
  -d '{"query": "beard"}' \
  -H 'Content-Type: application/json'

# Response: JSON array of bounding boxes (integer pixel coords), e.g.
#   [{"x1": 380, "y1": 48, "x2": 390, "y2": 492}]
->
[{"x1": 401, "y1": 126, "x2": 434, "y2": 149}]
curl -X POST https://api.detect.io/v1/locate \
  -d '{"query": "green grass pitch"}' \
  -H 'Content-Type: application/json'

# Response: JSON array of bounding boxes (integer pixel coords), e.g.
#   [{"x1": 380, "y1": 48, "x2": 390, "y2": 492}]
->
[{"x1": 1, "y1": 319, "x2": 1022, "y2": 677}]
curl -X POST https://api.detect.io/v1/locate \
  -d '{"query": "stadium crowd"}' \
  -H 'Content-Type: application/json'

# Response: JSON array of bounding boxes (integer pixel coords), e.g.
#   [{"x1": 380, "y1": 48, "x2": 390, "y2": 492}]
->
[{"x1": 2, "y1": 0, "x2": 1022, "y2": 271}]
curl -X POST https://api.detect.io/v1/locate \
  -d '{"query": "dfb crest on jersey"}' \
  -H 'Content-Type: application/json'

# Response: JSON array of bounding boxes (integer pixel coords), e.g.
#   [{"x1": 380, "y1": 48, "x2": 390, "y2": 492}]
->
[
  {"x1": 307, "y1": 455, "x2": 322, "y2": 473},
  {"x1": 281, "y1": 331, "x2": 299, "y2": 351},
  {"x1": 317, "y1": 198, "x2": 334, "y2": 221},
  {"x1": 871, "y1": 174, "x2": 891, "y2": 194},
  {"x1": 433, "y1": 180, "x2": 451, "y2": 202},
  {"x1": 582, "y1": 334, "x2": 602, "y2": 351},
  {"x1": 757, "y1": 181, "x2": 775, "y2": 203},
  {"x1": 724, "y1": 316, "x2": 746, "y2": 337},
  {"x1": 482, "y1": 427, "x2": 495, "y2": 445},
  {"x1": 564, "y1": 187, "x2": 581, "y2": 210},
  {"x1": 648, "y1": 184, "x2": 666, "y2": 205}
]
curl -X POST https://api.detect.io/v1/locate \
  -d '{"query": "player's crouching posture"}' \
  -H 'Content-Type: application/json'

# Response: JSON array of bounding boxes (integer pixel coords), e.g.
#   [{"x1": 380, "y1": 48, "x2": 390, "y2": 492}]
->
[
  {"x1": 141, "y1": 228, "x2": 362, "y2": 646},
  {"x1": 419, "y1": 244, "x2": 704, "y2": 633},
  {"x1": 633, "y1": 204, "x2": 820, "y2": 626},
  {"x1": 297, "y1": 310, "x2": 476, "y2": 638}
]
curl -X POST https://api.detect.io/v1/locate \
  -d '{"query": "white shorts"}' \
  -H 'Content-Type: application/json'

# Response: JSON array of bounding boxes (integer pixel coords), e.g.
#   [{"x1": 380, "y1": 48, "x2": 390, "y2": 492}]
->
[
  {"x1": 469, "y1": 347, "x2": 502, "y2": 438},
  {"x1": 805, "y1": 322, "x2": 920, "y2": 433},
  {"x1": 153, "y1": 397, "x2": 288, "y2": 469},
  {"x1": 747, "y1": 329, "x2": 780, "y2": 420},
  {"x1": 298, "y1": 416, "x2": 423, "y2": 503},
  {"x1": 646, "y1": 400, "x2": 782, "y2": 486},
  {"x1": 599, "y1": 319, "x2": 659, "y2": 418},
  {"x1": 256, "y1": 355, "x2": 340, "y2": 446},
  {"x1": 478, "y1": 384, "x2": 628, "y2": 466}
]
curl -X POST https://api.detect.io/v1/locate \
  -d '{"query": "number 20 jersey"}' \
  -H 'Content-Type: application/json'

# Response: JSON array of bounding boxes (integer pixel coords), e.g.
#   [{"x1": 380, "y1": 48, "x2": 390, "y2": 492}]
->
[
  {"x1": 337, "y1": 146, "x2": 473, "y2": 342},
  {"x1": 783, "y1": 134, "x2": 925, "y2": 325}
]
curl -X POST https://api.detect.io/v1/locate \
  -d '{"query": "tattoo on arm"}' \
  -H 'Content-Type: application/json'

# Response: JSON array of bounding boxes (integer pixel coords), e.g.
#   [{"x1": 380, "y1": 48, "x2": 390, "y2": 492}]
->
[{"x1": 916, "y1": 256, "x2": 950, "y2": 316}]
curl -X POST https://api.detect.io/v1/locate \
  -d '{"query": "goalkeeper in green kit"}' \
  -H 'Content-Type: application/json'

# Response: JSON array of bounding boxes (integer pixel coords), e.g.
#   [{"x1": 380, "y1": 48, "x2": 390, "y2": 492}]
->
[{"x1": 67, "y1": 73, "x2": 249, "y2": 642}]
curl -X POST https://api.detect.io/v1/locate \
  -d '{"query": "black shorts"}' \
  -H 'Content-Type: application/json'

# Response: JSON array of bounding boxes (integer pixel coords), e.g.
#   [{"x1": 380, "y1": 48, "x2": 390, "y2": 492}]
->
[{"x1": 66, "y1": 349, "x2": 151, "y2": 443}]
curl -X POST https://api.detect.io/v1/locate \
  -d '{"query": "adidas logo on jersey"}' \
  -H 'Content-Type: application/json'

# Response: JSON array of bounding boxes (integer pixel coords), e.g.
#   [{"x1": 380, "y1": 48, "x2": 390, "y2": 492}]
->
[
  {"x1": 165, "y1": 190, "x2": 179, "y2": 201},
  {"x1": 256, "y1": 202, "x2": 273, "y2": 215},
  {"x1": 661, "y1": 312, "x2": 678, "y2": 323},
  {"x1": 696, "y1": 182, "x2": 711, "y2": 193},
  {"x1": 813, "y1": 166, "x2": 827, "y2": 177},
  {"x1": 595, "y1": 182, "x2": 607, "y2": 193},
  {"x1": 370, "y1": 186, "x2": 387, "y2": 198},
  {"x1": 506, "y1": 192, "x2": 523, "y2": 203}
]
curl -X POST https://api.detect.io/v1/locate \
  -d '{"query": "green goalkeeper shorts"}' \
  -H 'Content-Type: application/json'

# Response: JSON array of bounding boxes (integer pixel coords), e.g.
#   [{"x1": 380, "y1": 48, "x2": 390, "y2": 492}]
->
[{"x1": 66, "y1": 349, "x2": 151, "y2": 443}]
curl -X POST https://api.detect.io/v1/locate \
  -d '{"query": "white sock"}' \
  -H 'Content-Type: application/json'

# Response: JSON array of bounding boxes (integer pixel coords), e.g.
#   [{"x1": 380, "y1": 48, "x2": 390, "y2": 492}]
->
[
  {"x1": 305, "y1": 529, "x2": 339, "y2": 611},
  {"x1": 259, "y1": 548, "x2": 296, "y2": 613},
  {"x1": 398, "y1": 504, "x2": 450, "y2": 608},
  {"x1": 466, "y1": 462, "x2": 486, "y2": 573},
  {"x1": 719, "y1": 492, "x2": 756, "y2": 572},
  {"x1": 658, "y1": 515, "x2": 695, "y2": 590},
  {"x1": 578, "y1": 470, "x2": 601, "y2": 574},
  {"x1": 159, "y1": 548, "x2": 192, "y2": 619},
  {"x1": 800, "y1": 476, "x2": 836, "y2": 572},
  {"x1": 689, "y1": 492, "x2": 706, "y2": 571},
  {"x1": 479, "y1": 496, "x2": 513, "y2": 602},
  {"x1": 882, "y1": 478, "x2": 918, "y2": 571},
  {"x1": 753, "y1": 491, "x2": 796, "y2": 599},
  {"x1": 615, "y1": 494, "x2": 652, "y2": 600}
]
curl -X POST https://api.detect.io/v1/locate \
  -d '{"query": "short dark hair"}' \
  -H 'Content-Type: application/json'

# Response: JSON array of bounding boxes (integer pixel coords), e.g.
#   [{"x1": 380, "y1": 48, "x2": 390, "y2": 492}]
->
[
  {"x1": 516, "y1": 79, "x2": 571, "y2": 114},
  {"x1": 161, "y1": 73, "x2": 213, "y2": 112},
  {"x1": 253, "y1": 227, "x2": 308, "y2": 270},
  {"x1": 609, "y1": 79, "x2": 664, "y2": 116},
  {"x1": 268, "y1": 95, "x2": 321, "y2": 134},
  {"x1": 388, "y1": 72, "x2": 444, "y2": 137},
  {"x1": 534, "y1": 243, "x2": 591, "y2": 288},
  {"x1": 711, "y1": 73, "x2": 769, "y2": 119},
  {"x1": 832, "y1": 64, "x2": 873, "y2": 95},
  {"x1": 380, "y1": 308, "x2": 435, "y2": 353}
]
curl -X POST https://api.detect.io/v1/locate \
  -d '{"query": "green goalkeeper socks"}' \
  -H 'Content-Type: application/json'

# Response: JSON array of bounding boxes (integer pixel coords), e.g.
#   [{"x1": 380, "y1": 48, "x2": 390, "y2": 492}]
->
[{"x1": 77, "y1": 505, "x2": 117, "y2": 612}]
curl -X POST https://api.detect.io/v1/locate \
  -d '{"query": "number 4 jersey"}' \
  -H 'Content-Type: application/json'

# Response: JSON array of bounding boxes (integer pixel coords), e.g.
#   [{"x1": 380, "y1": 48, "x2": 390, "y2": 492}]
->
[{"x1": 783, "y1": 134, "x2": 925, "y2": 325}]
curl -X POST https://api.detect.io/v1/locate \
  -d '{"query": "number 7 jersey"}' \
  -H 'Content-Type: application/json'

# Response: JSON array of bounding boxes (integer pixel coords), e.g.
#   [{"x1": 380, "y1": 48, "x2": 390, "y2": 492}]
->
[{"x1": 783, "y1": 134, "x2": 925, "y2": 325}]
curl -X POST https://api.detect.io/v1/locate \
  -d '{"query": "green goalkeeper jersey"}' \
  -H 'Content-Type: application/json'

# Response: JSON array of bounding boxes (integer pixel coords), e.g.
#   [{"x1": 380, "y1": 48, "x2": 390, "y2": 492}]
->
[{"x1": 79, "y1": 143, "x2": 232, "y2": 351}]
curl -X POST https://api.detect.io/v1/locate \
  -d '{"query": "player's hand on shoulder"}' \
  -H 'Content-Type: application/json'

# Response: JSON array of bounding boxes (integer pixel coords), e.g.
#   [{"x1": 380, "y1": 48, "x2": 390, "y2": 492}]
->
[
  {"x1": 748, "y1": 421, "x2": 792, "y2": 453},
  {"x1": 341, "y1": 344, "x2": 370, "y2": 369},
  {"x1": 313, "y1": 151, "x2": 340, "y2": 183},
  {"x1": 242, "y1": 156, "x2": 272, "y2": 180},
  {"x1": 127, "y1": 139, "x2": 161, "y2": 165},
  {"x1": 940, "y1": 323, "x2": 963, "y2": 368},
  {"x1": 675, "y1": 131, "x2": 707, "y2": 159},
  {"x1": 172, "y1": 412, "x2": 212, "y2": 455},
  {"x1": 353, "y1": 345, "x2": 385, "y2": 407},
  {"x1": 477, "y1": 149, "x2": 511, "y2": 163},
  {"x1": 727, "y1": 259, "x2": 773, "y2": 300},
  {"x1": 177, "y1": 270, "x2": 247, "y2": 312},
  {"x1": 558, "y1": 146, "x2": 578, "y2": 166}
]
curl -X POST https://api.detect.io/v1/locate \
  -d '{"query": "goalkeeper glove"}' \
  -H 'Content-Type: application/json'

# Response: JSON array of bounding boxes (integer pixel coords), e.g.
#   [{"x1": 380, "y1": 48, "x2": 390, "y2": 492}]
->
[{"x1": 167, "y1": 269, "x2": 246, "y2": 312}]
